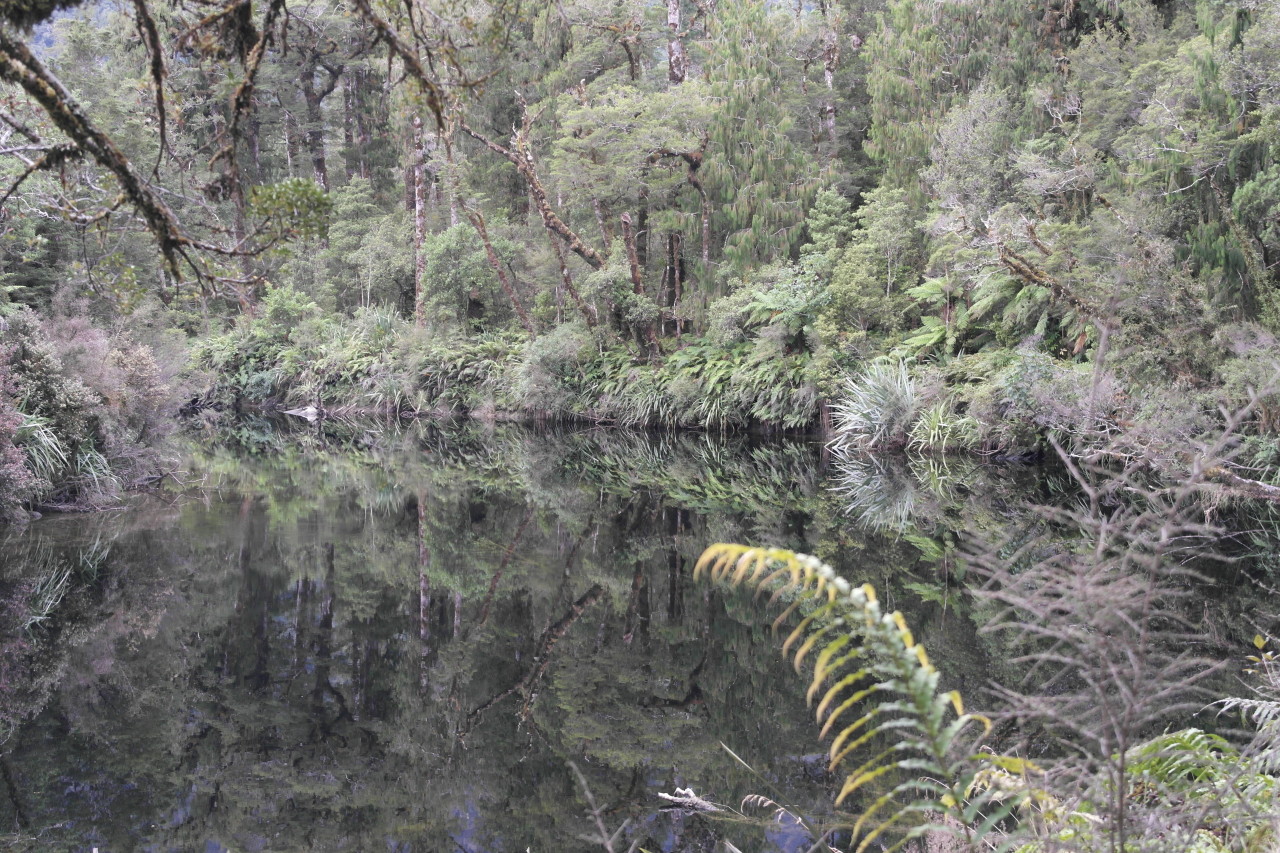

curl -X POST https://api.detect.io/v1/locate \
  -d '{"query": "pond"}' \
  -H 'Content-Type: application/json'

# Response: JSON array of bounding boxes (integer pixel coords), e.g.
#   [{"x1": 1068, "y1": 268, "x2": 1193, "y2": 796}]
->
[{"x1": 0, "y1": 422, "x2": 1264, "y2": 851}]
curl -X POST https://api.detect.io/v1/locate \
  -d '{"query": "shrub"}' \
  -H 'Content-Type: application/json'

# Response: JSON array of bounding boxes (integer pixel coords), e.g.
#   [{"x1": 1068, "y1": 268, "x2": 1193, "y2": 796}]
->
[
  {"x1": 512, "y1": 323, "x2": 595, "y2": 416},
  {"x1": 0, "y1": 343, "x2": 38, "y2": 521},
  {"x1": 0, "y1": 307, "x2": 170, "y2": 514},
  {"x1": 908, "y1": 399, "x2": 979, "y2": 453},
  {"x1": 829, "y1": 360, "x2": 920, "y2": 453}
]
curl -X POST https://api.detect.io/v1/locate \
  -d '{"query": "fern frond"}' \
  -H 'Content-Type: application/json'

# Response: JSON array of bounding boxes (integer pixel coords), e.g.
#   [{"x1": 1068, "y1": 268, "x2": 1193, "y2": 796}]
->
[{"x1": 695, "y1": 544, "x2": 1004, "y2": 849}]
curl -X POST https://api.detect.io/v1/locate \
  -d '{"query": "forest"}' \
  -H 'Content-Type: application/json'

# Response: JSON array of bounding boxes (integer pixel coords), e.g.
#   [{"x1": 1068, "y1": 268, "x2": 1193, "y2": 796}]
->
[
  {"x1": 0, "y1": 0, "x2": 1276, "y2": 513},
  {"x1": 1, "y1": 0, "x2": 1280, "y2": 850}
]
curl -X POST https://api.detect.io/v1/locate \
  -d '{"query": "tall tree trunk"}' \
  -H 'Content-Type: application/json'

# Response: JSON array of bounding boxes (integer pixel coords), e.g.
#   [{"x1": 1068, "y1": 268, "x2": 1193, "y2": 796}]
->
[
  {"x1": 280, "y1": 100, "x2": 299, "y2": 176},
  {"x1": 549, "y1": 232, "x2": 597, "y2": 327},
  {"x1": 246, "y1": 113, "x2": 262, "y2": 182},
  {"x1": 592, "y1": 196, "x2": 613, "y2": 251},
  {"x1": 412, "y1": 114, "x2": 428, "y2": 327},
  {"x1": 302, "y1": 85, "x2": 328, "y2": 191},
  {"x1": 211, "y1": 95, "x2": 256, "y2": 310},
  {"x1": 820, "y1": 19, "x2": 840, "y2": 144},
  {"x1": 299, "y1": 57, "x2": 342, "y2": 192},
  {"x1": 668, "y1": 0, "x2": 687, "y2": 84},
  {"x1": 342, "y1": 74, "x2": 356, "y2": 178},
  {"x1": 665, "y1": 233, "x2": 685, "y2": 338},
  {"x1": 464, "y1": 204, "x2": 536, "y2": 336},
  {"x1": 355, "y1": 69, "x2": 373, "y2": 179},
  {"x1": 622, "y1": 212, "x2": 661, "y2": 360},
  {"x1": 699, "y1": 180, "x2": 710, "y2": 273}
]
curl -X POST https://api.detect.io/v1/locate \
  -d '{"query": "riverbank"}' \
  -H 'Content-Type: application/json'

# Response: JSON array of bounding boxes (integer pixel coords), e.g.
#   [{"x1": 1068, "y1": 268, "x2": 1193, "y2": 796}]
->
[
  {"x1": 187, "y1": 286, "x2": 824, "y2": 433},
  {"x1": 186, "y1": 286, "x2": 1273, "y2": 477},
  {"x1": 5, "y1": 283, "x2": 1280, "y2": 524}
]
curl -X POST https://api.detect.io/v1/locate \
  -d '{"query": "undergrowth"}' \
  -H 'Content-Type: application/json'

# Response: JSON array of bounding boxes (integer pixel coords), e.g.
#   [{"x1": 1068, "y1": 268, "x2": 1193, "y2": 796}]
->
[{"x1": 192, "y1": 286, "x2": 821, "y2": 430}]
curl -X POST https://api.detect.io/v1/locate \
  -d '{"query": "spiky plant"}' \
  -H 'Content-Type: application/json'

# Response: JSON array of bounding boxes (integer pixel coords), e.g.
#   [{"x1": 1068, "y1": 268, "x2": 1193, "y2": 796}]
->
[
  {"x1": 70, "y1": 447, "x2": 122, "y2": 503},
  {"x1": 829, "y1": 360, "x2": 920, "y2": 453},
  {"x1": 22, "y1": 560, "x2": 72, "y2": 632},
  {"x1": 829, "y1": 454, "x2": 923, "y2": 534},
  {"x1": 694, "y1": 544, "x2": 1010, "y2": 851},
  {"x1": 909, "y1": 399, "x2": 980, "y2": 453},
  {"x1": 15, "y1": 412, "x2": 66, "y2": 488}
]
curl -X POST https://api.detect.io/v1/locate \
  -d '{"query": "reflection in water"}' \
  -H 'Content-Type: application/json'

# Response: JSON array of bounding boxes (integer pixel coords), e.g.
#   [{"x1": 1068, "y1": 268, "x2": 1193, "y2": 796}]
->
[
  {"x1": 1, "y1": 424, "x2": 1261, "y2": 851},
  {"x1": 0, "y1": 424, "x2": 859, "y2": 852}
]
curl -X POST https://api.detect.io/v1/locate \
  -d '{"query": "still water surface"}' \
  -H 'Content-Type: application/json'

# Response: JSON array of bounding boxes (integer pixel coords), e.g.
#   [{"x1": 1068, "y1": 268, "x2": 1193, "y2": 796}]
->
[{"x1": 0, "y1": 424, "x2": 1056, "y2": 851}]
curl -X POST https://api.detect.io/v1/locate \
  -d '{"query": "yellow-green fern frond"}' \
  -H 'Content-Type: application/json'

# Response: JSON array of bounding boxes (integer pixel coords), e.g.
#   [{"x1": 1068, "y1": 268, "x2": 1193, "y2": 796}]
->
[{"x1": 695, "y1": 543, "x2": 1012, "y2": 852}]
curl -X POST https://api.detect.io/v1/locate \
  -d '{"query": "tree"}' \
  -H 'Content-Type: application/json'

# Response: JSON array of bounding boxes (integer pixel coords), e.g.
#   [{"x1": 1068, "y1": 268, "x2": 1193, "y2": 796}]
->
[{"x1": 702, "y1": 0, "x2": 825, "y2": 275}]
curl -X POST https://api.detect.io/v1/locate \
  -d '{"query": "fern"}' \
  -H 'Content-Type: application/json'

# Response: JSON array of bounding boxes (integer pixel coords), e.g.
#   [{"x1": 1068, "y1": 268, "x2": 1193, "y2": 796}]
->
[{"x1": 694, "y1": 544, "x2": 1010, "y2": 852}]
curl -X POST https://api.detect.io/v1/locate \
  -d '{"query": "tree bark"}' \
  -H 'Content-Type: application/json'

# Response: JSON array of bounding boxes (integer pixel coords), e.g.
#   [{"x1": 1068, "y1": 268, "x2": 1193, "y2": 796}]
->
[
  {"x1": 342, "y1": 74, "x2": 355, "y2": 178},
  {"x1": 412, "y1": 114, "x2": 428, "y2": 327},
  {"x1": 463, "y1": 204, "x2": 536, "y2": 336},
  {"x1": 622, "y1": 212, "x2": 661, "y2": 359},
  {"x1": 665, "y1": 232, "x2": 685, "y2": 337},
  {"x1": 668, "y1": 0, "x2": 687, "y2": 84},
  {"x1": 279, "y1": 96, "x2": 300, "y2": 177},
  {"x1": 460, "y1": 115, "x2": 606, "y2": 270},
  {"x1": 299, "y1": 56, "x2": 342, "y2": 191},
  {"x1": 821, "y1": 26, "x2": 840, "y2": 144},
  {"x1": 592, "y1": 196, "x2": 613, "y2": 251},
  {"x1": 549, "y1": 232, "x2": 597, "y2": 327}
]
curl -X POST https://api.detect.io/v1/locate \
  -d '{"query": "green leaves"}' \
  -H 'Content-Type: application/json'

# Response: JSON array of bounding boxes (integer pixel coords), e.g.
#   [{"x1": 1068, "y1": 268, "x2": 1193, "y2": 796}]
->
[
  {"x1": 829, "y1": 360, "x2": 920, "y2": 452},
  {"x1": 704, "y1": 0, "x2": 825, "y2": 272},
  {"x1": 694, "y1": 543, "x2": 1003, "y2": 851},
  {"x1": 248, "y1": 178, "x2": 332, "y2": 241}
]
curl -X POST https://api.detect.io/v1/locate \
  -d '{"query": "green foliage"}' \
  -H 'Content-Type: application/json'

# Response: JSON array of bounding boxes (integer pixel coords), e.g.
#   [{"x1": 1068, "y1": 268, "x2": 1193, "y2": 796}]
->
[
  {"x1": 864, "y1": 0, "x2": 1048, "y2": 199},
  {"x1": 408, "y1": 331, "x2": 525, "y2": 414},
  {"x1": 802, "y1": 189, "x2": 854, "y2": 267},
  {"x1": 4, "y1": 0, "x2": 1280, "y2": 489},
  {"x1": 695, "y1": 544, "x2": 1004, "y2": 851},
  {"x1": 248, "y1": 178, "x2": 332, "y2": 242},
  {"x1": 819, "y1": 186, "x2": 921, "y2": 365},
  {"x1": 707, "y1": 263, "x2": 826, "y2": 351},
  {"x1": 908, "y1": 400, "x2": 979, "y2": 453},
  {"x1": 418, "y1": 223, "x2": 520, "y2": 333},
  {"x1": 829, "y1": 360, "x2": 920, "y2": 452},
  {"x1": 704, "y1": 0, "x2": 826, "y2": 272},
  {"x1": 195, "y1": 295, "x2": 825, "y2": 430},
  {"x1": 559, "y1": 340, "x2": 819, "y2": 430},
  {"x1": 312, "y1": 179, "x2": 412, "y2": 313},
  {"x1": 14, "y1": 413, "x2": 65, "y2": 492},
  {"x1": 549, "y1": 82, "x2": 712, "y2": 214}
]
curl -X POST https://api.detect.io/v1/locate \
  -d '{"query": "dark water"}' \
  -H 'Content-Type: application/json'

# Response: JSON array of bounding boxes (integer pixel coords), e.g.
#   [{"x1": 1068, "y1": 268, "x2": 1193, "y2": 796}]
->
[{"x1": 0, "y1": 423, "x2": 1254, "y2": 852}]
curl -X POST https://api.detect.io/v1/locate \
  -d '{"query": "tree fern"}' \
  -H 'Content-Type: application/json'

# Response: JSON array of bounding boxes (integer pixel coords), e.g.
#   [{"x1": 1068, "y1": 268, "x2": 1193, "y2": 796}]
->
[{"x1": 694, "y1": 544, "x2": 1010, "y2": 851}]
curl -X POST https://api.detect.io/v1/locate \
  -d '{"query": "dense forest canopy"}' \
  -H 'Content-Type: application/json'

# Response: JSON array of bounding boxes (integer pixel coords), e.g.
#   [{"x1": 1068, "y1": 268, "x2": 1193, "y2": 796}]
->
[{"x1": 0, "y1": 0, "x2": 1278, "y2": 513}]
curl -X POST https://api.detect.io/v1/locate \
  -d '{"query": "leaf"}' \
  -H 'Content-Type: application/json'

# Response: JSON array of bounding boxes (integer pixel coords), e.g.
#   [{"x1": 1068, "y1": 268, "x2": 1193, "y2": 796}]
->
[{"x1": 695, "y1": 543, "x2": 1003, "y2": 849}]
